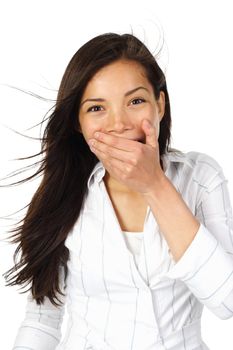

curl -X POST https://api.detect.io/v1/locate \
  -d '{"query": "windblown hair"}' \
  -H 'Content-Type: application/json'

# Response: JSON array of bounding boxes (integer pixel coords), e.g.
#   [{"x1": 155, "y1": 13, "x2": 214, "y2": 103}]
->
[{"x1": 2, "y1": 31, "x2": 173, "y2": 306}]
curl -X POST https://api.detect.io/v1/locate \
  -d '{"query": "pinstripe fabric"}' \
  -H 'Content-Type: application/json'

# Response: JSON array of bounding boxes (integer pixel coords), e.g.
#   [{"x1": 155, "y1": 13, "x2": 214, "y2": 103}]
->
[{"x1": 13, "y1": 150, "x2": 233, "y2": 350}]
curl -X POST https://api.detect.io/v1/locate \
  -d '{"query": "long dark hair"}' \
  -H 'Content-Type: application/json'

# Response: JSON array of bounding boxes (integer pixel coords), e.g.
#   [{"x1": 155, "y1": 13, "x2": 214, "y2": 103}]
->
[{"x1": 2, "y1": 32, "x2": 173, "y2": 306}]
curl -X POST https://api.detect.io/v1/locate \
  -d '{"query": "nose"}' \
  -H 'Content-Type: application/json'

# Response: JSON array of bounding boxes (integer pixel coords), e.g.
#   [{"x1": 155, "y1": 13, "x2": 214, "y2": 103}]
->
[{"x1": 106, "y1": 108, "x2": 132, "y2": 134}]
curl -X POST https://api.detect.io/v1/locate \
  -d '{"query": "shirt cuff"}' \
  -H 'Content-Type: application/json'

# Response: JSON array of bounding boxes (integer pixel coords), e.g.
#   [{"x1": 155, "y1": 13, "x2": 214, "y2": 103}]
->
[
  {"x1": 160, "y1": 223, "x2": 233, "y2": 309},
  {"x1": 13, "y1": 320, "x2": 61, "y2": 350}
]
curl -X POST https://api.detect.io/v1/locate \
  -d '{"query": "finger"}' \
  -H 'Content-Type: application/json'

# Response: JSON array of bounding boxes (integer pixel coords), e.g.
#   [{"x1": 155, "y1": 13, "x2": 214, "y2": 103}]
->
[
  {"x1": 141, "y1": 119, "x2": 157, "y2": 148},
  {"x1": 90, "y1": 143, "x2": 126, "y2": 169},
  {"x1": 89, "y1": 142, "x2": 109, "y2": 162},
  {"x1": 91, "y1": 146, "x2": 127, "y2": 178},
  {"x1": 92, "y1": 132, "x2": 138, "y2": 151},
  {"x1": 89, "y1": 139, "x2": 139, "y2": 165},
  {"x1": 106, "y1": 156, "x2": 130, "y2": 175},
  {"x1": 104, "y1": 157, "x2": 135, "y2": 185}
]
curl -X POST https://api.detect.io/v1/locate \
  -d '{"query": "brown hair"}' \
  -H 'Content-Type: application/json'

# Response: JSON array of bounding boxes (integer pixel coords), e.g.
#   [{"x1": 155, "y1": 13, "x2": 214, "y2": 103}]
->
[{"x1": 2, "y1": 31, "x2": 172, "y2": 306}]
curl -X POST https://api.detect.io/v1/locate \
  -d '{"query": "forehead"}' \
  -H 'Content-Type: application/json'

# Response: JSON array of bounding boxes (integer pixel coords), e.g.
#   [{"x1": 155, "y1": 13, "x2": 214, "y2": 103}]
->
[
  {"x1": 84, "y1": 60, "x2": 150, "y2": 93},
  {"x1": 94, "y1": 59, "x2": 147, "y2": 75}
]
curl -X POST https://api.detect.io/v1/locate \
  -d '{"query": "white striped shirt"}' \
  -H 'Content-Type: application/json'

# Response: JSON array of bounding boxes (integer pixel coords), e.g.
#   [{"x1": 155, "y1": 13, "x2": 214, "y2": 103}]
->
[{"x1": 13, "y1": 150, "x2": 233, "y2": 350}]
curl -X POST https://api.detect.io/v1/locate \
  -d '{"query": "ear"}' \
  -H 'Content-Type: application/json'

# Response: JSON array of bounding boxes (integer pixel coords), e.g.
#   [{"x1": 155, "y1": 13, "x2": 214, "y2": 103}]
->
[{"x1": 157, "y1": 91, "x2": 166, "y2": 122}]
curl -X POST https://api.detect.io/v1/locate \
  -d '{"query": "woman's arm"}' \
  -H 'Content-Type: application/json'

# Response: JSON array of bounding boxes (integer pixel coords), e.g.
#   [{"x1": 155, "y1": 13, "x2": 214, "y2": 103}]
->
[
  {"x1": 144, "y1": 167, "x2": 233, "y2": 319},
  {"x1": 13, "y1": 293, "x2": 65, "y2": 350},
  {"x1": 142, "y1": 171, "x2": 200, "y2": 262},
  {"x1": 12, "y1": 268, "x2": 66, "y2": 350}
]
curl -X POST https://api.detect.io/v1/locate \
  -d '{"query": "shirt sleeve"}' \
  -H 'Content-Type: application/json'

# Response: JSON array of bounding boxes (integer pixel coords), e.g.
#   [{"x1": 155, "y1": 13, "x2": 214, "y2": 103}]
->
[
  {"x1": 159, "y1": 167, "x2": 233, "y2": 320},
  {"x1": 12, "y1": 269, "x2": 66, "y2": 350}
]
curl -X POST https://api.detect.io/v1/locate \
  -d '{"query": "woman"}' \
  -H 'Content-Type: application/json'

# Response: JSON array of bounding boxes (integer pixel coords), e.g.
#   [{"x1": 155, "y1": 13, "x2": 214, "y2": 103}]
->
[{"x1": 3, "y1": 32, "x2": 233, "y2": 350}]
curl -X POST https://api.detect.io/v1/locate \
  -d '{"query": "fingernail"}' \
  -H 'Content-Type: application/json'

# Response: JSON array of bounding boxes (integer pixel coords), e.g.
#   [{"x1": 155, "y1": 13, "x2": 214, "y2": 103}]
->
[{"x1": 88, "y1": 139, "x2": 95, "y2": 146}]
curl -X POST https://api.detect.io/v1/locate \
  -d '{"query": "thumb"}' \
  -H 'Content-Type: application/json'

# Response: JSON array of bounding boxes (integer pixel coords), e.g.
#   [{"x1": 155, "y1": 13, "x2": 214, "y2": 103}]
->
[{"x1": 142, "y1": 119, "x2": 157, "y2": 148}]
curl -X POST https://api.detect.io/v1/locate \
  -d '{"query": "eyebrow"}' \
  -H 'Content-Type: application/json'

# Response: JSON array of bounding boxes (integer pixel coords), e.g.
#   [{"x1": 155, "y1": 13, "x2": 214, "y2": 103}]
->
[{"x1": 80, "y1": 86, "x2": 149, "y2": 107}]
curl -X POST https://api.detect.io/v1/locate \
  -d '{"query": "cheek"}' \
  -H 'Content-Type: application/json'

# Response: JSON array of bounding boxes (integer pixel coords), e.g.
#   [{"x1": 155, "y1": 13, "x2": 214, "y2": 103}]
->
[
  {"x1": 142, "y1": 110, "x2": 160, "y2": 127},
  {"x1": 80, "y1": 119, "x2": 99, "y2": 138},
  {"x1": 138, "y1": 105, "x2": 157, "y2": 121}
]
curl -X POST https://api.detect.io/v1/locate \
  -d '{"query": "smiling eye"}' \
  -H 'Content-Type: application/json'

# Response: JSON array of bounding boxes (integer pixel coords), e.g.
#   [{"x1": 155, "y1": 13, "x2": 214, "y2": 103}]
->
[
  {"x1": 131, "y1": 98, "x2": 146, "y2": 105},
  {"x1": 87, "y1": 105, "x2": 104, "y2": 112},
  {"x1": 87, "y1": 98, "x2": 145, "y2": 112}
]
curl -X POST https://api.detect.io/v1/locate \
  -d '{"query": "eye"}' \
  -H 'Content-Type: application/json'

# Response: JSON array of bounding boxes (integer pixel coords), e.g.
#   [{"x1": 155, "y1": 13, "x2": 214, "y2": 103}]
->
[
  {"x1": 131, "y1": 98, "x2": 146, "y2": 105},
  {"x1": 86, "y1": 98, "x2": 146, "y2": 112},
  {"x1": 87, "y1": 105, "x2": 104, "y2": 112}
]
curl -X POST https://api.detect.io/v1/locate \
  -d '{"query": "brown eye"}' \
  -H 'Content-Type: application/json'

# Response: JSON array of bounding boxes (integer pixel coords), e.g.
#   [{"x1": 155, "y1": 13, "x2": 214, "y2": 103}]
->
[
  {"x1": 87, "y1": 105, "x2": 104, "y2": 112},
  {"x1": 131, "y1": 98, "x2": 146, "y2": 105}
]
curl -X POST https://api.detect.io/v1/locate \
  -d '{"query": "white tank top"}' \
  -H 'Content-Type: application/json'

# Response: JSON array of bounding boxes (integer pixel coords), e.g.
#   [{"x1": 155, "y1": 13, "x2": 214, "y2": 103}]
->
[{"x1": 122, "y1": 230, "x2": 144, "y2": 268}]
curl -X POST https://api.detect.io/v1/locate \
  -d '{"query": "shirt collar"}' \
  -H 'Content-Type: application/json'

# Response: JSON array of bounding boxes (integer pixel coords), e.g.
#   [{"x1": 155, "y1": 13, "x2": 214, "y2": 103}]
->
[
  {"x1": 87, "y1": 149, "x2": 193, "y2": 190},
  {"x1": 161, "y1": 148, "x2": 194, "y2": 173},
  {"x1": 87, "y1": 161, "x2": 106, "y2": 189}
]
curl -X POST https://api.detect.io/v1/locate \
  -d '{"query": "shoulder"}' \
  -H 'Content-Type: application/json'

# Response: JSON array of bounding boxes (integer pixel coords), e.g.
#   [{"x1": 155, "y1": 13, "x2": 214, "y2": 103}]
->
[
  {"x1": 185, "y1": 150, "x2": 222, "y2": 170},
  {"x1": 168, "y1": 149, "x2": 226, "y2": 191}
]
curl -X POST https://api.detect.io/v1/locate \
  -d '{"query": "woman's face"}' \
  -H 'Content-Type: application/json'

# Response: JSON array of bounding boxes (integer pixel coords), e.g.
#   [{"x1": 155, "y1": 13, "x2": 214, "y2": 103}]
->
[{"x1": 78, "y1": 59, "x2": 165, "y2": 145}]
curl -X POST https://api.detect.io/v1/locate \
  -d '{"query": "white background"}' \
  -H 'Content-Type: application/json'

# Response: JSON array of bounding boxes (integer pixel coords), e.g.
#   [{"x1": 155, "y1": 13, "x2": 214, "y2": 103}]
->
[{"x1": 0, "y1": 0, "x2": 233, "y2": 349}]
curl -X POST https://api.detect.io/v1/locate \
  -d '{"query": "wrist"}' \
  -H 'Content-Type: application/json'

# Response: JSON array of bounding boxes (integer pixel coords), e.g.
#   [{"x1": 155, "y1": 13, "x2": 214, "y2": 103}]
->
[{"x1": 142, "y1": 171, "x2": 169, "y2": 200}]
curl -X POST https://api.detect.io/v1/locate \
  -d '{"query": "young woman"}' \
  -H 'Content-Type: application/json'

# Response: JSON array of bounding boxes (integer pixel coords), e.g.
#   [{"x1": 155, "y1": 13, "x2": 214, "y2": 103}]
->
[{"x1": 3, "y1": 32, "x2": 233, "y2": 350}]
